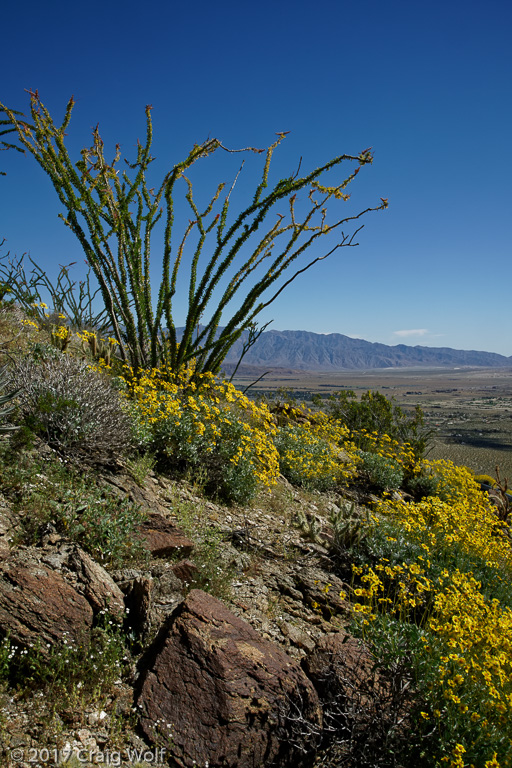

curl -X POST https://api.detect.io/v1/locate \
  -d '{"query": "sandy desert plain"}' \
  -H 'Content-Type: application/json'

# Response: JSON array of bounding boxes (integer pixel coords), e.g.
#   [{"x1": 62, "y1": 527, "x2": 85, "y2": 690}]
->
[{"x1": 232, "y1": 366, "x2": 512, "y2": 481}]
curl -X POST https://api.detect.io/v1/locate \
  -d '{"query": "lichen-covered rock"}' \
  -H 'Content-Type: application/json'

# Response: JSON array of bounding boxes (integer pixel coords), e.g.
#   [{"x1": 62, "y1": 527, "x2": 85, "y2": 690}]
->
[{"x1": 136, "y1": 589, "x2": 322, "y2": 767}]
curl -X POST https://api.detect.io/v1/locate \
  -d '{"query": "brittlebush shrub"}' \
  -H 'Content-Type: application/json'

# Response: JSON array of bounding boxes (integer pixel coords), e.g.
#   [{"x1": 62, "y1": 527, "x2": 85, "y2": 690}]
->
[
  {"x1": 274, "y1": 407, "x2": 360, "y2": 491},
  {"x1": 347, "y1": 459, "x2": 512, "y2": 767},
  {"x1": 352, "y1": 429, "x2": 417, "y2": 474},
  {"x1": 123, "y1": 366, "x2": 279, "y2": 504},
  {"x1": 10, "y1": 353, "x2": 132, "y2": 461},
  {"x1": 358, "y1": 450, "x2": 404, "y2": 491}
]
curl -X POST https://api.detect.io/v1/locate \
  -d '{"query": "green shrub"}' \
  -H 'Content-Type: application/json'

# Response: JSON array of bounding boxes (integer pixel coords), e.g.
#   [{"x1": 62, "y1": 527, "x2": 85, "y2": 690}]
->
[
  {"x1": 54, "y1": 482, "x2": 147, "y2": 567},
  {"x1": 275, "y1": 425, "x2": 342, "y2": 491},
  {"x1": 404, "y1": 471, "x2": 440, "y2": 500},
  {"x1": 318, "y1": 389, "x2": 433, "y2": 460},
  {"x1": 0, "y1": 635, "x2": 10, "y2": 683},
  {"x1": 0, "y1": 445, "x2": 147, "y2": 567},
  {"x1": 273, "y1": 412, "x2": 359, "y2": 492},
  {"x1": 359, "y1": 450, "x2": 404, "y2": 491},
  {"x1": 10, "y1": 354, "x2": 132, "y2": 462},
  {"x1": 154, "y1": 405, "x2": 262, "y2": 504},
  {"x1": 28, "y1": 340, "x2": 62, "y2": 362},
  {"x1": 126, "y1": 367, "x2": 279, "y2": 504}
]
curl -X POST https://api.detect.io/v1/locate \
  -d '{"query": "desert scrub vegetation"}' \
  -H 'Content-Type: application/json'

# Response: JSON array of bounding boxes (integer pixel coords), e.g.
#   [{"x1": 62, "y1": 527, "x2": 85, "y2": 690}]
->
[
  {"x1": 315, "y1": 388, "x2": 434, "y2": 461},
  {"x1": 358, "y1": 450, "x2": 404, "y2": 492},
  {"x1": 344, "y1": 459, "x2": 512, "y2": 767},
  {"x1": 0, "y1": 365, "x2": 19, "y2": 434},
  {"x1": 273, "y1": 406, "x2": 360, "y2": 491},
  {"x1": 8, "y1": 352, "x2": 132, "y2": 463},
  {"x1": 0, "y1": 612, "x2": 128, "y2": 703},
  {"x1": 0, "y1": 438, "x2": 147, "y2": 567},
  {"x1": 0, "y1": 323, "x2": 511, "y2": 763},
  {"x1": 122, "y1": 364, "x2": 280, "y2": 504},
  {"x1": 1, "y1": 93, "x2": 511, "y2": 766},
  {"x1": 0, "y1": 612, "x2": 132, "y2": 750}
]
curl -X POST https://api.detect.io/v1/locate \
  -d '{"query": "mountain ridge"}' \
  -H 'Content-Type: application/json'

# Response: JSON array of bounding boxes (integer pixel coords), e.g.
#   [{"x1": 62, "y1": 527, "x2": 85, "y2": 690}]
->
[{"x1": 218, "y1": 329, "x2": 512, "y2": 372}]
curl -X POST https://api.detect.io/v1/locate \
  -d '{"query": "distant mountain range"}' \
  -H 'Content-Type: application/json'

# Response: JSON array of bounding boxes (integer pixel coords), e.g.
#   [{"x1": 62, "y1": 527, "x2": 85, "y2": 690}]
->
[{"x1": 216, "y1": 329, "x2": 512, "y2": 372}]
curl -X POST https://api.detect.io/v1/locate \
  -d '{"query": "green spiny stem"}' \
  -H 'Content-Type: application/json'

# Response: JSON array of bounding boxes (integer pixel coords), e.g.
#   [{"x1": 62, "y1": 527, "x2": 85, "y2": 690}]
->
[{"x1": 0, "y1": 92, "x2": 387, "y2": 378}]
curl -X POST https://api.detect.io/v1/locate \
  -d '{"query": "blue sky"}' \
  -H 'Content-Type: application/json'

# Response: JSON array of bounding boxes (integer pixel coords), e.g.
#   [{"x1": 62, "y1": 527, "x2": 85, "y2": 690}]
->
[{"x1": 1, "y1": 0, "x2": 511, "y2": 355}]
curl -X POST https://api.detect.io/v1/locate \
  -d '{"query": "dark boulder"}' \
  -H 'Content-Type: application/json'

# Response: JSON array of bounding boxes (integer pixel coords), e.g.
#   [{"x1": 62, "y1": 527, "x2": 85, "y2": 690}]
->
[
  {"x1": 0, "y1": 544, "x2": 125, "y2": 653},
  {"x1": 136, "y1": 589, "x2": 322, "y2": 767},
  {"x1": 0, "y1": 557, "x2": 93, "y2": 652}
]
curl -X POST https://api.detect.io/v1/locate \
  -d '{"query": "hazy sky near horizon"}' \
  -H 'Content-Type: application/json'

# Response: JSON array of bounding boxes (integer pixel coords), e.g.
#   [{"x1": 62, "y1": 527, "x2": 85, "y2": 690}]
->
[{"x1": 2, "y1": 0, "x2": 511, "y2": 355}]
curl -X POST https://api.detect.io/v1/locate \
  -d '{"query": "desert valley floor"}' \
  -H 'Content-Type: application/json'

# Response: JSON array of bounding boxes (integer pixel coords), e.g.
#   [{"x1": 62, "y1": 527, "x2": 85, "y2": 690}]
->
[{"x1": 232, "y1": 366, "x2": 512, "y2": 480}]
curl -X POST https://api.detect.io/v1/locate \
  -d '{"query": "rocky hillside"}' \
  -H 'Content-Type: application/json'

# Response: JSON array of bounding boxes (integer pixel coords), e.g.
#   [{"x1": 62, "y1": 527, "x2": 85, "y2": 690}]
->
[
  {"x1": 1, "y1": 308, "x2": 511, "y2": 768},
  {"x1": 220, "y1": 329, "x2": 512, "y2": 371},
  {"x1": 0, "y1": 444, "x2": 398, "y2": 768}
]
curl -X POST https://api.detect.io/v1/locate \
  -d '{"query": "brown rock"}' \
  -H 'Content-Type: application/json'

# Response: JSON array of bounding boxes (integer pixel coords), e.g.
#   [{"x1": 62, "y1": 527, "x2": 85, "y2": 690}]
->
[
  {"x1": 280, "y1": 621, "x2": 316, "y2": 653},
  {"x1": 170, "y1": 559, "x2": 199, "y2": 585},
  {"x1": 67, "y1": 547, "x2": 125, "y2": 617},
  {"x1": 137, "y1": 513, "x2": 194, "y2": 558},
  {"x1": 101, "y1": 471, "x2": 168, "y2": 516},
  {"x1": 0, "y1": 558, "x2": 93, "y2": 651},
  {"x1": 115, "y1": 563, "x2": 185, "y2": 639},
  {"x1": 38, "y1": 543, "x2": 125, "y2": 618},
  {"x1": 127, "y1": 575, "x2": 153, "y2": 636},
  {"x1": 0, "y1": 544, "x2": 127, "y2": 652},
  {"x1": 294, "y1": 567, "x2": 350, "y2": 621},
  {"x1": 137, "y1": 589, "x2": 322, "y2": 767}
]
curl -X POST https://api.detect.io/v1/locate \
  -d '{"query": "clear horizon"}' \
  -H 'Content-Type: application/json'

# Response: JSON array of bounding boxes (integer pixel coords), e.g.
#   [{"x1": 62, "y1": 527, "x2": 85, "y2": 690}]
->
[{"x1": 2, "y1": 0, "x2": 511, "y2": 356}]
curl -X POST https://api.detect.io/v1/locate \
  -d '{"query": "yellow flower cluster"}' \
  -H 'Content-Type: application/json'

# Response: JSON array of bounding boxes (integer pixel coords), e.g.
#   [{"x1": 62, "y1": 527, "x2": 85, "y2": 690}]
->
[
  {"x1": 123, "y1": 365, "x2": 279, "y2": 492},
  {"x1": 430, "y1": 570, "x2": 512, "y2": 726},
  {"x1": 52, "y1": 325, "x2": 70, "y2": 341},
  {"x1": 50, "y1": 323, "x2": 72, "y2": 351},
  {"x1": 76, "y1": 329, "x2": 93, "y2": 341},
  {"x1": 376, "y1": 460, "x2": 512, "y2": 570},
  {"x1": 351, "y1": 459, "x2": 512, "y2": 766},
  {"x1": 275, "y1": 407, "x2": 360, "y2": 490},
  {"x1": 20, "y1": 318, "x2": 39, "y2": 330},
  {"x1": 353, "y1": 428, "x2": 416, "y2": 471},
  {"x1": 77, "y1": 329, "x2": 120, "y2": 366}
]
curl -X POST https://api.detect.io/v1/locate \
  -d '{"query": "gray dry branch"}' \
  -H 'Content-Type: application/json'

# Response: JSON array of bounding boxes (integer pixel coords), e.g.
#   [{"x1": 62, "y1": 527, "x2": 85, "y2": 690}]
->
[
  {"x1": 0, "y1": 91, "x2": 387, "y2": 376},
  {"x1": 10, "y1": 354, "x2": 132, "y2": 461},
  {"x1": 0, "y1": 364, "x2": 20, "y2": 433}
]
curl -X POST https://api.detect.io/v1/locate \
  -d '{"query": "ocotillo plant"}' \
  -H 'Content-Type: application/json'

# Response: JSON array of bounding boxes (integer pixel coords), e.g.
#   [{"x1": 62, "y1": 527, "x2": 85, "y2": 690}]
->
[
  {"x1": 0, "y1": 251, "x2": 110, "y2": 332},
  {"x1": 0, "y1": 91, "x2": 387, "y2": 376}
]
